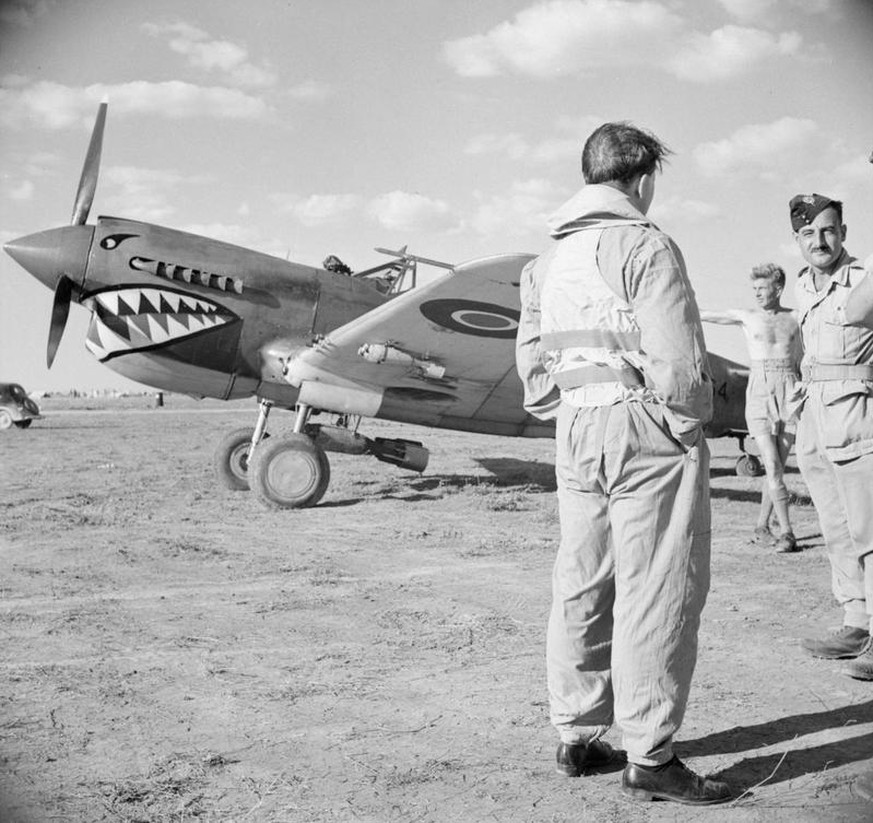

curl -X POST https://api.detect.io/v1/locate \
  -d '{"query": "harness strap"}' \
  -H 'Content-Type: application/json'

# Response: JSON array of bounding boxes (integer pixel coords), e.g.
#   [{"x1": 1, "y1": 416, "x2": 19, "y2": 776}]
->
[
  {"x1": 553, "y1": 363, "x2": 644, "y2": 390},
  {"x1": 540, "y1": 329, "x2": 642, "y2": 350}
]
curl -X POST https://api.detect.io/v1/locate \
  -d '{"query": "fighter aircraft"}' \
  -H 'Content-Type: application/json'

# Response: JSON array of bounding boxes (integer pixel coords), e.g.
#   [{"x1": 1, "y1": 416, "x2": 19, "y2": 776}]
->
[{"x1": 4, "y1": 104, "x2": 758, "y2": 508}]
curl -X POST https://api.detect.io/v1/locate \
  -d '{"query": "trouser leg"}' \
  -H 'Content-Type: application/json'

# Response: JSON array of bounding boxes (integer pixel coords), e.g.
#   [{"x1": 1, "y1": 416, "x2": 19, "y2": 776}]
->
[
  {"x1": 548, "y1": 404, "x2": 614, "y2": 744},
  {"x1": 607, "y1": 404, "x2": 711, "y2": 766},
  {"x1": 796, "y1": 405, "x2": 869, "y2": 629},
  {"x1": 833, "y1": 454, "x2": 873, "y2": 628}
]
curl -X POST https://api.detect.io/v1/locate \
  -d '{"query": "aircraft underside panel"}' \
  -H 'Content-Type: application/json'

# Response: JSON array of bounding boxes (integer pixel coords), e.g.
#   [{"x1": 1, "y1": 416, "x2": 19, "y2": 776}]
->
[{"x1": 99, "y1": 351, "x2": 239, "y2": 399}]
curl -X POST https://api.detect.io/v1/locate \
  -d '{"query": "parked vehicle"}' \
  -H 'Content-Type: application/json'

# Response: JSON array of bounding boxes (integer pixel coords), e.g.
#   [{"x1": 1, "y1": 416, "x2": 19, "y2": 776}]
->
[{"x1": 0, "y1": 383, "x2": 41, "y2": 430}]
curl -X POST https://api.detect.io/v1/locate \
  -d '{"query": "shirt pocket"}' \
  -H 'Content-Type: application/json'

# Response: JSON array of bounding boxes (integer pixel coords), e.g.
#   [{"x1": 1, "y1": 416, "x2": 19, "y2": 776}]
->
[{"x1": 821, "y1": 318, "x2": 866, "y2": 361}]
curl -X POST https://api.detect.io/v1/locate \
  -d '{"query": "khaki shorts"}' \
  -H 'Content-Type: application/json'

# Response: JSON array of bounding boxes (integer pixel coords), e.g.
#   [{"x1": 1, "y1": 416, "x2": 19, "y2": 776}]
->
[{"x1": 745, "y1": 362, "x2": 800, "y2": 437}]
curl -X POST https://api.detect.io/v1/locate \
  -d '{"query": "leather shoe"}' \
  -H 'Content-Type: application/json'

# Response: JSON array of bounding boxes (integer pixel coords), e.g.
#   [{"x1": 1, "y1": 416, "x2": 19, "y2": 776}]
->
[
  {"x1": 556, "y1": 740, "x2": 625, "y2": 777},
  {"x1": 800, "y1": 626, "x2": 870, "y2": 659},
  {"x1": 775, "y1": 532, "x2": 798, "y2": 553},
  {"x1": 622, "y1": 756, "x2": 732, "y2": 805},
  {"x1": 841, "y1": 639, "x2": 873, "y2": 680}
]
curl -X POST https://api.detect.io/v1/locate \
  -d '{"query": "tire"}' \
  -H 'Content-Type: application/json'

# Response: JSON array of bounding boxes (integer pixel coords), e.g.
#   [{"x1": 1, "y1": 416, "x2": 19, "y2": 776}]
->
[
  {"x1": 0, "y1": 409, "x2": 13, "y2": 430},
  {"x1": 214, "y1": 427, "x2": 269, "y2": 491},
  {"x1": 14, "y1": 419, "x2": 33, "y2": 429},
  {"x1": 248, "y1": 433, "x2": 330, "y2": 509},
  {"x1": 735, "y1": 454, "x2": 763, "y2": 477}
]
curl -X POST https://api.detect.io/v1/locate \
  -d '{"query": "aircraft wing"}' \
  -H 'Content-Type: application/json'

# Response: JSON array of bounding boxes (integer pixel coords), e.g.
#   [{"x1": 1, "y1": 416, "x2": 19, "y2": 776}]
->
[{"x1": 284, "y1": 253, "x2": 553, "y2": 436}]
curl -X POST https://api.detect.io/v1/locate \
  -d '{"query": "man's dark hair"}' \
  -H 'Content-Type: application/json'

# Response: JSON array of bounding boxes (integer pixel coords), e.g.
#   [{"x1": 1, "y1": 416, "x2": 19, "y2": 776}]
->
[{"x1": 582, "y1": 122, "x2": 672, "y2": 185}]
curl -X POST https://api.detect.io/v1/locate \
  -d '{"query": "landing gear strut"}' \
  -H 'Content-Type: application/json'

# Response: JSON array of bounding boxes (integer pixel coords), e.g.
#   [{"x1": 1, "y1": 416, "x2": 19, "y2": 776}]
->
[
  {"x1": 248, "y1": 403, "x2": 332, "y2": 509},
  {"x1": 214, "y1": 400, "x2": 430, "y2": 509},
  {"x1": 213, "y1": 399, "x2": 273, "y2": 491}
]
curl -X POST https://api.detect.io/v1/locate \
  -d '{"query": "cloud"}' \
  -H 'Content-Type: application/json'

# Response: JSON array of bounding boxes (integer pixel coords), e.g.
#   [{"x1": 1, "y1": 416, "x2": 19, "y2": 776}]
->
[
  {"x1": 716, "y1": 0, "x2": 778, "y2": 22},
  {"x1": 273, "y1": 193, "x2": 362, "y2": 227},
  {"x1": 142, "y1": 21, "x2": 277, "y2": 88},
  {"x1": 0, "y1": 79, "x2": 272, "y2": 129},
  {"x1": 367, "y1": 191, "x2": 458, "y2": 233},
  {"x1": 445, "y1": 2, "x2": 804, "y2": 83},
  {"x1": 180, "y1": 222, "x2": 284, "y2": 255},
  {"x1": 6, "y1": 180, "x2": 35, "y2": 201},
  {"x1": 465, "y1": 131, "x2": 582, "y2": 166},
  {"x1": 650, "y1": 195, "x2": 721, "y2": 225},
  {"x1": 693, "y1": 117, "x2": 819, "y2": 179},
  {"x1": 0, "y1": 0, "x2": 53, "y2": 28},
  {"x1": 443, "y1": 0, "x2": 682, "y2": 78},
  {"x1": 827, "y1": 152, "x2": 873, "y2": 192},
  {"x1": 469, "y1": 178, "x2": 560, "y2": 238},
  {"x1": 465, "y1": 134, "x2": 530, "y2": 160},
  {"x1": 666, "y1": 25, "x2": 802, "y2": 82},
  {"x1": 101, "y1": 165, "x2": 210, "y2": 223},
  {"x1": 286, "y1": 80, "x2": 333, "y2": 102},
  {"x1": 465, "y1": 115, "x2": 600, "y2": 169}
]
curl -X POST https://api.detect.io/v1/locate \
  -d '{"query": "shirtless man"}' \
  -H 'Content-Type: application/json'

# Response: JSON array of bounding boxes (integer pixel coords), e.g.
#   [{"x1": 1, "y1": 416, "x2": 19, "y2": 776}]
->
[{"x1": 701, "y1": 263, "x2": 802, "y2": 553}]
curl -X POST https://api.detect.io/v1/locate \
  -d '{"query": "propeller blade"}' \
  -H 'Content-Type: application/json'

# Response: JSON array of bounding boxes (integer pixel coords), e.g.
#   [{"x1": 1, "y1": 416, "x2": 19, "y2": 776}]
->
[
  {"x1": 70, "y1": 101, "x2": 107, "y2": 226},
  {"x1": 47, "y1": 275, "x2": 74, "y2": 368}
]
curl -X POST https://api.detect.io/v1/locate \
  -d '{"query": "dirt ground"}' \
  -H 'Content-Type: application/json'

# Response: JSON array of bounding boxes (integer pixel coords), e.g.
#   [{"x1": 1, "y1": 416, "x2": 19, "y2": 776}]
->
[{"x1": 1, "y1": 394, "x2": 872, "y2": 823}]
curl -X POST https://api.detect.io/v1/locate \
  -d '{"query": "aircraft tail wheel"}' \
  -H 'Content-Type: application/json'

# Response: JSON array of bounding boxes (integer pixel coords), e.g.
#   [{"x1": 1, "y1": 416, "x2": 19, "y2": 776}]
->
[
  {"x1": 249, "y1": 433, "x2": 330, "y2": 509},
  {"x1": 214, "y1": 427, "x2": 270, "y2": 491},
  {"x1": 735, "y1": 454, "x2": 763, "y2": 477}
]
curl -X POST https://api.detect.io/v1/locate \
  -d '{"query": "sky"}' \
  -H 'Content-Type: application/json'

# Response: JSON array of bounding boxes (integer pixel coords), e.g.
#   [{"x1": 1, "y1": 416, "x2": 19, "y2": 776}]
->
[{"x1": 1, "y1": 0, "x2": 872, "y2": 393}]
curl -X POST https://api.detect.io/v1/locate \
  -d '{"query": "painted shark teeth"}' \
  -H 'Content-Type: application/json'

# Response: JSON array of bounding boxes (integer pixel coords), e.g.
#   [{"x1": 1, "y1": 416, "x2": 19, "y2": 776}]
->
[{"x1": 82, "y1": 286, "x2": 237, "y2": 361}]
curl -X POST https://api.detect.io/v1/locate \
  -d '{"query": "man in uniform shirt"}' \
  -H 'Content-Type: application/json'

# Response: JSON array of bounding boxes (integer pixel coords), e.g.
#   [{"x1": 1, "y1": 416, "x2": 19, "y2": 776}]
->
[
  {"x1": 516, "y1": 122, "x2": 731, "y2": 804},
  {"x1": 791, "y1": 194, "x2": 873, "y2": 681}
]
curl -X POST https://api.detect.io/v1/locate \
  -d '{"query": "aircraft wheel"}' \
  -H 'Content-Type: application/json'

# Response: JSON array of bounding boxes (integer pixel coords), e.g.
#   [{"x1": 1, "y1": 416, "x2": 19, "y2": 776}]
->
[
  {"x1": 735, "y1": 454, "x2": 763, "y2": 477},
  {"x1": 214, "y1": 427, "x2": 270, "y2": 491},
  {"x1": 249, "y1": 433, "x2": 330, "y2": 509},
  {"x1": 0, "y1": 410, "x2": 13, "y2": 430}
]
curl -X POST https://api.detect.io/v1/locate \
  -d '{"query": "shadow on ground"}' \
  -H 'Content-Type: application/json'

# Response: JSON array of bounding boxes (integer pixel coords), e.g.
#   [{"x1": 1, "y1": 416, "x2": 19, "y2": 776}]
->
[{"x1": 679, "y1": 700, "x2": 873, "y2": 790}]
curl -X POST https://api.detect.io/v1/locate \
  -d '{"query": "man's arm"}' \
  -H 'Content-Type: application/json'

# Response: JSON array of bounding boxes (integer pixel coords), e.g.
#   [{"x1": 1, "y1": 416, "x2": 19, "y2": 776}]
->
[
  {"x1": 515, "y1": 255, "x2": 561, "y2": 420},
  {"x1": 622, "y1": 232, "x2": 712, "y2": 438},
  {"x1": 700, "y1": 309, "x2": 745, "y2": 325}
]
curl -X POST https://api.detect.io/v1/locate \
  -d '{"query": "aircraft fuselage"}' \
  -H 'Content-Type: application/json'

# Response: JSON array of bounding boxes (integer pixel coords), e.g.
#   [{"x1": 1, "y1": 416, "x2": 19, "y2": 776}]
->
[{"x1": 7, "y1": 216, "x2": 390, "y2": 406}]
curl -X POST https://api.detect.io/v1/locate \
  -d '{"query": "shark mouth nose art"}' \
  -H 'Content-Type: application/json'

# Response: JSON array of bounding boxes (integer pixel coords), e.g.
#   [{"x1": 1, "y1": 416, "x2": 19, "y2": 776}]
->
[{"x1": 82, "y1": 286, "x2": 239, "y2": 361}]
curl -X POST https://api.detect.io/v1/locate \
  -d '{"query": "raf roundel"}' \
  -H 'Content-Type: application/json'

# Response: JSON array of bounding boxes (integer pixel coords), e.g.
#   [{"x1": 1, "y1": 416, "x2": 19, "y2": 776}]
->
[{"x1": 419, "y1": 299, "x2": 520, "y2": 338}]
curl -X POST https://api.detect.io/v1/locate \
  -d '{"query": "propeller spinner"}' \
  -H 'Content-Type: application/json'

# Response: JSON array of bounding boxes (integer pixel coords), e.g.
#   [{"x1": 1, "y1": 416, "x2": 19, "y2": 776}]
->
[{"x1": 3, "y1": 104, "x2": 106, "y2": 367}]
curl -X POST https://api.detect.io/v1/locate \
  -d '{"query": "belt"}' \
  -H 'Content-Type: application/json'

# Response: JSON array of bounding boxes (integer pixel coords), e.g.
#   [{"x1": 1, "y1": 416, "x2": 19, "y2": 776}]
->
[
  {"x1": 801, "y1": 362, "x2": 873, "y2": 381},
  {"x1": 751, "y1": 358, "x2": 797, "y2": 374}
]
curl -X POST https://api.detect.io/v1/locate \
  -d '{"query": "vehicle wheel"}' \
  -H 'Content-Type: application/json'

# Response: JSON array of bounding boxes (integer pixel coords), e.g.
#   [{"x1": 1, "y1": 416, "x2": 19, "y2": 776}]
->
[
  {"x1": 0, "y1": 410, "x2": 13, "y2": 430},
  {"x1": 14, "y1": 419, "x2": 33, "y2": 429},
  {"x1": 214, "y1": 427, "x2": 269, "y2": 491},
  {"x1": 736, "y1": 454, "x2": 763, "y2": 477},
  {"x1": 249, "y1": 433, "x2": 330, "y2": 509}
]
